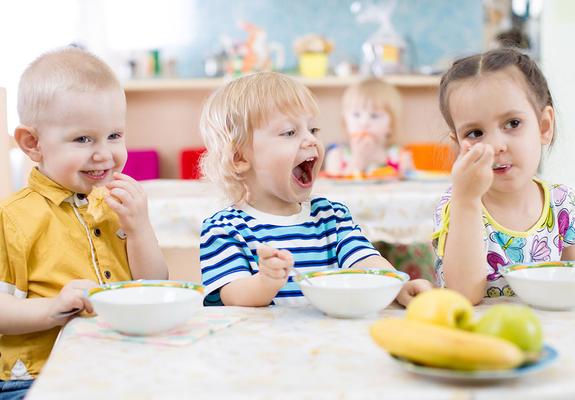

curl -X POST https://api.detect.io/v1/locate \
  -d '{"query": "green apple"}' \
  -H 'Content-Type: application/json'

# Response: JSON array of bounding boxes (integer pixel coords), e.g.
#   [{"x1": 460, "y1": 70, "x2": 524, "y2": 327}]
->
[
  {"x1": 406, "y1": 288, "x2": 474, "y2": 330},
  {"x1": 474, "y1": 305, "x2": 543, "y2": 354}
]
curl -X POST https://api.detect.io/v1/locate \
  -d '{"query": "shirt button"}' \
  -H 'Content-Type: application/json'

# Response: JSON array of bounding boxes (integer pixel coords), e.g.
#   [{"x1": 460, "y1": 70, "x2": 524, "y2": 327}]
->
[
  {"x1": 94, "y1": 228, "x2": 101, "y2": 237},
  {"x1": 104, "y1": 270, "x2": 111, "y2": 279}
]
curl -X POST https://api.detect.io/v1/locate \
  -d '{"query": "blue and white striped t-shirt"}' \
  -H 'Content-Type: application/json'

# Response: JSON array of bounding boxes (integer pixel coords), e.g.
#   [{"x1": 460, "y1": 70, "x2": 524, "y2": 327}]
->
[{"x1": 200, "y1": 197, "x2": 380, "y2": 306}]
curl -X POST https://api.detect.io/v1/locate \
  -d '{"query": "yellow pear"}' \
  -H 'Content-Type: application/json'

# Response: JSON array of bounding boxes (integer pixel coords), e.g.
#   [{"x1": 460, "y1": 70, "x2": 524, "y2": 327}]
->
[{"x1": 406, "y1": 288, "x2": 474, "y2": 330}]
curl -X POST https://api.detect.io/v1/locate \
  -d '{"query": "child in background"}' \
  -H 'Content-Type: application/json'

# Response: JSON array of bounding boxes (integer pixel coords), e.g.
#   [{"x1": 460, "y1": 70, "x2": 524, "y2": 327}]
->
[
  {"x1": 0, "y1": 47, "x2": 167, "y2": 397},
  {"x1": 432, "y1": 48, "x2": 575, "y2": 305},
  {"x1": 324, "y1": 78, "x2": 404, "y2": 177},
  {"x1": 199, "y1": 72, "x2": 431, "y2": 307}
]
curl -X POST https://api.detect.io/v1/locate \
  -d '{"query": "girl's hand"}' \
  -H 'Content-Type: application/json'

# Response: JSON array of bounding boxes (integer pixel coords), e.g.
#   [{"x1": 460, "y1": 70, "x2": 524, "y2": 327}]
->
[
  {"x1": 256, "y1": 244, "x2": 293, "y2": 290},
  {"x1": 395, "y1": 279, "x2": 433, "y2": 307},
  {"x1": 451, "y1": 142, "x2": 494, "y2": 203},
  {"x1": 350, "y1": 133, "x2": 379, "y2": 171},
  {"x1": 49, "y1": 279, "x2": 98, "y2": 326},
  {"x1": 105, "y1": 172, "x2": 150, "y2": 235}
]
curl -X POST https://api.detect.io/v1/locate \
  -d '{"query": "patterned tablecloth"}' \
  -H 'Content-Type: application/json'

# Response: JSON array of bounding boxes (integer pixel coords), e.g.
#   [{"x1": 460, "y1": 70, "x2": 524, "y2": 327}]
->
[
  {"x1": 141, "y1": 178, "x2": 451, "y2": 248},
  {"x1": 28, "y1": 298, "x2": 575, "y2": 399}
]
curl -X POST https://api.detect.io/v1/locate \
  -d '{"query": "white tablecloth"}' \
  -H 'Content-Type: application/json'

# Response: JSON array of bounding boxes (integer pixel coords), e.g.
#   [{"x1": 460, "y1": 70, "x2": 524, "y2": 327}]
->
[
  {"x1": 28, "y1": 298, "x2": 575, "y2": 399},
  {"x1": 142, "y1": 179, "x2": 450, "y2": 248}
]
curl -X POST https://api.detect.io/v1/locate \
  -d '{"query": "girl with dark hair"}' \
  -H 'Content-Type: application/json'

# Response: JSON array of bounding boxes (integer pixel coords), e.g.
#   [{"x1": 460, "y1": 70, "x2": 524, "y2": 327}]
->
[{"x1": 432, "y1": 48, "x2": 575, "y2": 304}]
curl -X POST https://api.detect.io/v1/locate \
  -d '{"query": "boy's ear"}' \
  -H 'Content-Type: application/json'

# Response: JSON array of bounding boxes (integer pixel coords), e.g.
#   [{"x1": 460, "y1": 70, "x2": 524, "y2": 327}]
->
[
  {"x1": 232, "y1": 151, "x2": 251, "y2": 174},
  {"x1": 539, "y1": 105, "x2": 554, "y2": 145},
  {"x1": 14, "y1": 125, "x2": 42, "y2": 162}
]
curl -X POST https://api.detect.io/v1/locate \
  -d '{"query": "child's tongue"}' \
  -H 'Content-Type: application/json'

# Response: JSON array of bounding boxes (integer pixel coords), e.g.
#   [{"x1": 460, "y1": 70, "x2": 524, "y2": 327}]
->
[{"x1": 293, "y1": 160, "x2": 313, "y2": 185}]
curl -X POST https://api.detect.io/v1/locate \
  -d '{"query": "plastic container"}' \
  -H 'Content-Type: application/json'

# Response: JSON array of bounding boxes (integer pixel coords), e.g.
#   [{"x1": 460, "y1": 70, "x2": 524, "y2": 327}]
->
[
  {"x1": 180, "y1": 147, "x2": 206, "y2": 179},
  {"x1": 299, "y1": 53, "x2": 328, "y2": 78},
  {"x1": 123, "y1": 149, "x2": 159, "y2": 181},
  {"x1": 404, "y1": 143, "x2": 455, "y2": 172}
]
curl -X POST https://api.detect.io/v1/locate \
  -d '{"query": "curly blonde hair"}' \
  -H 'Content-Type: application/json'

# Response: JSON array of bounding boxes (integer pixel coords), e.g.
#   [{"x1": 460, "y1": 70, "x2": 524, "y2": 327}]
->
[
  {"x1": 200, "y1": 72, "x2": 319, "y2": 203},
  {"x1": 342, "y1": 78, "x2": 402, "y2": 145}
]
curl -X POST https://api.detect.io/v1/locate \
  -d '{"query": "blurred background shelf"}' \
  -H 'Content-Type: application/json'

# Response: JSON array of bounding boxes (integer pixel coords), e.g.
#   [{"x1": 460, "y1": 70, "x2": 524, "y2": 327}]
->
[
  {"x1": 123, "y1": 75, "x2": 441, "y2": 92},
  {"x1": 124, "y1": 75, "x2": 447, "y2": 179}
]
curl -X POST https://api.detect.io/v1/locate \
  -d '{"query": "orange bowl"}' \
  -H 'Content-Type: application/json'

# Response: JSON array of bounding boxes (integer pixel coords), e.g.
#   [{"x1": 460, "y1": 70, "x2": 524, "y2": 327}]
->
[{"x1": 404, "y1": 143, "x2": 455, "y2": 172}]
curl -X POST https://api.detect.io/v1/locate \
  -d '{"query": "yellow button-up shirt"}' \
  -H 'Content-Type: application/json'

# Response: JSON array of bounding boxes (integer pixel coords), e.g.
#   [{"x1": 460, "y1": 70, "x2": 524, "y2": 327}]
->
[{"x1": 0, "y1": 168, "x2": 131, "y2": 380}]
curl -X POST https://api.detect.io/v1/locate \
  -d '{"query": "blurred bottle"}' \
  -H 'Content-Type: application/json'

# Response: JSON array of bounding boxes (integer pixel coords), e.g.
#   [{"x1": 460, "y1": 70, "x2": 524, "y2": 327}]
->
[{"x1": 352, "y1": 0, "x2": 407, "y2": 75}]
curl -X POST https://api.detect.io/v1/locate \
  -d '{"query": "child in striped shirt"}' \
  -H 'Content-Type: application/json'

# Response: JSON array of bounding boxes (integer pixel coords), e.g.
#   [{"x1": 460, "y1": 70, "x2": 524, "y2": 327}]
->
[{"x1": 199, "y1": 72, "x2": 432, "y2": 307}]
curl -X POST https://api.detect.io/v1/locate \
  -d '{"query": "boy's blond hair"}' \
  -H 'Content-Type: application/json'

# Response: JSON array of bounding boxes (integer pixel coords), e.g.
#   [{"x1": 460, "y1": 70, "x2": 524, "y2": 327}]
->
[
  {"x1": 342, "y1": 78, "x2": 402, "y2": 145},
  {"x1": 200, "y1": 72, "x2": 319, "y2": 203},
  {"x1": 18, "y1": 46, "x2": 122, "y2": 126}
]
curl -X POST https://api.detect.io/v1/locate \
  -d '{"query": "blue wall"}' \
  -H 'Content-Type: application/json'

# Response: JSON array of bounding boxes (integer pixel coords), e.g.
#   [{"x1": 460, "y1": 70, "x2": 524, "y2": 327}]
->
[{"x1": 173, "y1": 0, "x2": 483, "y2": 77}]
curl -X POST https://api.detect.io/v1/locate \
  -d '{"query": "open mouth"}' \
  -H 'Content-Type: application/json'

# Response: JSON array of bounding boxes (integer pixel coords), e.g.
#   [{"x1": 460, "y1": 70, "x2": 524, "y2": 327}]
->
[
  {"x1": 492, "y1": 163, "x2": 511, "y2": 173},
  {"x1": 292, "y1": 157, "x2": 317, "y2": 188}
]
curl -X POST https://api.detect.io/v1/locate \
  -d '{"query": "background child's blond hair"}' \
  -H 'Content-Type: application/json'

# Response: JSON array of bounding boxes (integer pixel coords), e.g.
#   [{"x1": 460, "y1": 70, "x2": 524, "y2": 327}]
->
[
  {"x1": 200, "y1": 72, "x2": 319, "y2": 203},
  {"x1": 18, "y1": 46, "x2": 122, "y2": 127},
  {"x1": 342, "y1": 78, "x2": 402, "y2": 145}
]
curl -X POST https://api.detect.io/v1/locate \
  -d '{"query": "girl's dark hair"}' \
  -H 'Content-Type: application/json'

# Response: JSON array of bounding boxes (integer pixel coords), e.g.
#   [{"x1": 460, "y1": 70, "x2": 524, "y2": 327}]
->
[{"x1": 439, "y1": 48, "x2": 555, "y2": 144}]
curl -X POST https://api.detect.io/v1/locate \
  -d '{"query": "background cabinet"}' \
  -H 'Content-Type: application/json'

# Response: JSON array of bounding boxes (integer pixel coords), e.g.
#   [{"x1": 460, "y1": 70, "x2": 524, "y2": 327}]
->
[{"x1": 124, "y1": 75, "x2": 449, "y2": 179}]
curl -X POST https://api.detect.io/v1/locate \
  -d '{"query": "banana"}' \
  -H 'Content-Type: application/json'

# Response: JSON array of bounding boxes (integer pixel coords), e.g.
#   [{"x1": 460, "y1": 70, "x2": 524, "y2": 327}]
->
[{"x1": 370, "y1": 318, "x2": 525, "y2": 371}]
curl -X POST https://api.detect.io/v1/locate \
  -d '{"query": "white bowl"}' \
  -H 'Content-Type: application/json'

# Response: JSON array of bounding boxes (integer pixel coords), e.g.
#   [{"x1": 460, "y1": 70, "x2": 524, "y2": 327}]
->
[
  {"x1": 294, "y1": 269, "x2": 409, "y2": 318},
  {"x1": 502, "y1": 262, "x2": 575, "y2": 310},
  {"x1": 87, "y1": 280, "x2": 204, "y2": 335}
]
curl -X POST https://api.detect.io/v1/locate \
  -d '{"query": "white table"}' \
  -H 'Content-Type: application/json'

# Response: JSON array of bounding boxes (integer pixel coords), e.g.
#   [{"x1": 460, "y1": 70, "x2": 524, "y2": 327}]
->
[
  {"x1": 28, "y1": 298, "x2": 575, "y2": 399},
  {"x1": 142, "y1": 178, "x2": 450, "y2": 248}
]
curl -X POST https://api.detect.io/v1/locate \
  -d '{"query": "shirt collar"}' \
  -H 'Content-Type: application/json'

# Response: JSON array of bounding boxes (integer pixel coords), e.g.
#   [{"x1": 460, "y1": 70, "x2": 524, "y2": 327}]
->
[{"x1": 28, "y1": 168, "x2": 75, "y2": 206}]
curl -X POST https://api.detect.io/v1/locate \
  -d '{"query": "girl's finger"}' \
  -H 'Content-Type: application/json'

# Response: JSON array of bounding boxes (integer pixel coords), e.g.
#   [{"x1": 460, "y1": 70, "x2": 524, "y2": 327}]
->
[
  {"x1": 456, "y1": 143, "x2": 485, "y2": 168},
  {"x1": 476, "y1": 144, "x2": 494, "y2": 167},
  {"x1": 461, "y1": 140, "x2": 472, "y2": 152}
]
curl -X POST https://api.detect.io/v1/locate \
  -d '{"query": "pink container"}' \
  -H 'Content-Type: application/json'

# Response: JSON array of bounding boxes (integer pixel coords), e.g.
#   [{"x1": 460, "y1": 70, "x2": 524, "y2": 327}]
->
[{"x1": 123, "y1": 149, "x2": 159, "y2": 181}]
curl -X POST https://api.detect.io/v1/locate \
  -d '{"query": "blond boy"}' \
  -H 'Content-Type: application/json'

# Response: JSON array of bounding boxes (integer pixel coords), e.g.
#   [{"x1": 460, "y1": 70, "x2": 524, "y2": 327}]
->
[
  {"x1": 0, "y1": 47, "x2": 167, "y2": 393},
  {"x1": 200, "y1": 72, "x2": 431, "y2": 307}
]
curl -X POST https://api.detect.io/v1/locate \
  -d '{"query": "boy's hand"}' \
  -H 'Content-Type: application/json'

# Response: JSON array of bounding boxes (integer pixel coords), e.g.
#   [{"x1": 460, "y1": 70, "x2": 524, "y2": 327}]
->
[
  {"x1": 451, "y1": 142, "x2": 494, "y2": 202},
  {"x1": 395, "y1": 279, "x2": 433, "y2": 307},
  {"x1": 49, "y1": 279, "x2": 98, "y2": 326},
  {"x1": 256, "y1": 244, "x2": 293, "y2": 290},
  {"x1": 105, "y1": 172, "x2": 150, "y2": 235}
]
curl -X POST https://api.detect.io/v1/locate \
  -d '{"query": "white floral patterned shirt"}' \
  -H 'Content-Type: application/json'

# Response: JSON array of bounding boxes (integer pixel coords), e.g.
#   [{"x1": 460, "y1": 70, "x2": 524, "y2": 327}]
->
[{"x1": 432, "y1": 178, "x2": 575, "y2": 298}]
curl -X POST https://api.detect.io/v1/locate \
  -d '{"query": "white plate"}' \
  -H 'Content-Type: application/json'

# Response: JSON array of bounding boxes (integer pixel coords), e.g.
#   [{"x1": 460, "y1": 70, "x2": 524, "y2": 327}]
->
[{"x1": 391, "y1": 344, "x2": 558, "y2": 382}]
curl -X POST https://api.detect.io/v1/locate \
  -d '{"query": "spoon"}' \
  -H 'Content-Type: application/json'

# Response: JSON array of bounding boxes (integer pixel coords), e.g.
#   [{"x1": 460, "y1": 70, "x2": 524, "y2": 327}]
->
[
  {"x1": 293, "y1": 268, "x2": 314, "y2": 286},
  {"x1": 52, "y1": 307, "x2": 81, "y2": 320}
]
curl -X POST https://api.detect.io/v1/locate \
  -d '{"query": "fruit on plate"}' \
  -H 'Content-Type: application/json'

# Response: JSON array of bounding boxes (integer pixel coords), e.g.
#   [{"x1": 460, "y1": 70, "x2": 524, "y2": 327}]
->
[
  {"x1": 370, "y1": 318, "x2": 525, "y2": 370},
  {"x1": 406, "y1": 288, "x2": 474, "y2": 330},
  {"x1": 349, "y1": 131, "x2": 370, "y2": 139},
  {"x1": 370, "y1": 166, "x2": 397, "y2": 178},
  {"x1": 474, "y1": 304, "x2": 543, "y2": 354}
]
